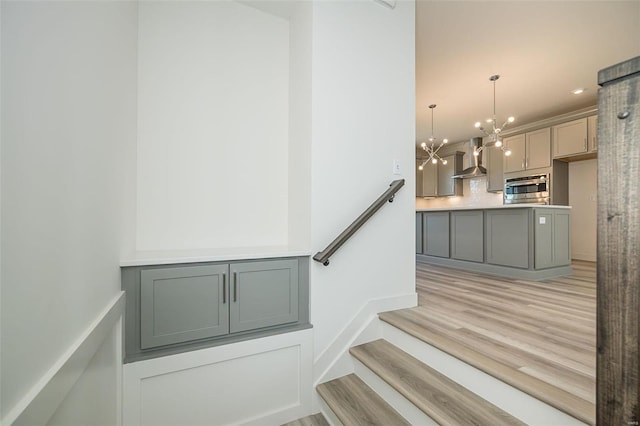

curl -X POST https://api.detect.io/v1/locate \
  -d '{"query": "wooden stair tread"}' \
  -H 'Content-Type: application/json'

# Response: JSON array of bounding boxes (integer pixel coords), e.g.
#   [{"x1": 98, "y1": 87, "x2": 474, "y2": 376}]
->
[
  {"x1": 351, "y1": 339, "x2": 525, "y2": 426},
  {"x1": 281, "y1": 413, "x2": 329, "y2": 426},
  {"x1": 316, "y1": 374, "x2": 410, "y2": 426},
  {"x1": 379, "y1": 309, "x2": 595, "y2": 425}
]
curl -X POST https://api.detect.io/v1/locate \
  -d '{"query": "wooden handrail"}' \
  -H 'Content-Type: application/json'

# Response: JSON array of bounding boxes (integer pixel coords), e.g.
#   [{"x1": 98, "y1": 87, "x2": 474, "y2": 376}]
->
[{"x1": 313, "y1": 179, "x2": 405, "y2": 266}]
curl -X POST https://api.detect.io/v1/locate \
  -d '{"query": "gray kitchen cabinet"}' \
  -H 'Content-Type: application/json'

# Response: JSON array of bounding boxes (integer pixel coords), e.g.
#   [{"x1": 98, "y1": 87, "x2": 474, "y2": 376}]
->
[
  {"x1": 141, "y1": 265, "x2": 229, "y2": 349},
  {"x1": 503, "y1": 128, "x2": 551, "y2": 173},
  {"x1": 416, "y1": 160, "x2": 437, "y2": 197},
  {"x1": 423, "y1": 212, "x2": 449, "y2": 258},
  {"x1": 553, "y1": 118, "x2": 588, "y2": 158},
  {"x1": 416, "y1": 213, "x2": 423, "y2": 254},
  {"x1": 588, "y1": 115, "x2": 598, "y2": 152},
  {"x1": 437, "y1": 152, "x2": 464, "y2": 197},
  {"x1": 485, "y1": 208, "x2": 530, "y2": 268},
  {"x1": 451, "y1": 210, "x2": 484, "y2": 262},
  {"x1": 534, "y1": 209, "x2": 571, "y2": 269},
  {"x1": 229, "y1": 259, "x2": 298, "y2": 333},
  {"x1": 485, "y1": 142, "x2": 504, "y2": 192},
  {"x1": 124, "y1": 257, "x2": 306, "y2": 361}
]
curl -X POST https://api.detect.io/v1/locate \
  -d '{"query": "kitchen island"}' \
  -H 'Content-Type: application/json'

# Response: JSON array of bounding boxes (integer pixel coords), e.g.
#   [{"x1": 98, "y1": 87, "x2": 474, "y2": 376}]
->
[{"x1": 416, "y1": 205, "x2": 571, "y2": 280}]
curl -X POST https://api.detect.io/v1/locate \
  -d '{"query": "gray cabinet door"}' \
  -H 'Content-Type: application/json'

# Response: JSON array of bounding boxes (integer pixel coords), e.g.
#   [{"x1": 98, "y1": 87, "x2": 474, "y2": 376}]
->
[
  {"x1": 416, "y1": 160, "x2": 437, "y2": 197},
  {"x1": 485, "y1": 209, "x2": 530, "y2": 268},
  {"x1": 437, "y1": 152, "x2": 463, "y2": 197},
  {"x1": 553, "y1": 209, "x2": 571, "y2": 266},
  {"x1": 535, "y1": 209, "x2": 571, "y2": 269},
  {"x1": 486, "y1": 143, "x2": 504, "y2": 192},
  {"x1": 416, "y1": 213, "x2": 423, "y2": 254},
  {"x1": 140, "y1": 265, "x2": 229, "y2": 349},
  {"x1": 534, "y1": 210, "x2": 554, "y2": 269},
  {"x1": 553, "y1": 118, "x2": 588, "y2": 158},
  {"x1": 229, "y1": 259, "x2": 299, "y2": 333},
  {"x1": 451, "y1": 210, "x2": 484, "y2": 262},
  {"x1": 526, "y1": 127, "x2": 551, "y2": 170},
  {"x1": 423, "y1": 212, "x2": 450, "y2": 257}
]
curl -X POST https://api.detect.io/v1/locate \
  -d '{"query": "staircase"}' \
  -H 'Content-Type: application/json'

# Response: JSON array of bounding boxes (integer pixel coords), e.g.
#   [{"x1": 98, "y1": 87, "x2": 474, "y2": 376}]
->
[{"x1": 312, "y1": 309, "x2": 592, "y2": 426}]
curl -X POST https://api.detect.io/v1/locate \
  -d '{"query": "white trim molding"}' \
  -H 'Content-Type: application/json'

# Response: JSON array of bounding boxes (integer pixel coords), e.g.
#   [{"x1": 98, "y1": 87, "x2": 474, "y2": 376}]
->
[
  {"x1": 3, "y1": 292, "x2": 125, "y2": 426},
  {"x1": 313, "y1": 293, "x2": 417, "y2": 386}
]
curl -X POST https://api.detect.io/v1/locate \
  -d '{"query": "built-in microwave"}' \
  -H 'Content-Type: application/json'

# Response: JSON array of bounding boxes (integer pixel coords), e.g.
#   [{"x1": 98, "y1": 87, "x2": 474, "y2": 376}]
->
[{"x1": 504, "y1": 174, "x2": 550, "y2": 205}]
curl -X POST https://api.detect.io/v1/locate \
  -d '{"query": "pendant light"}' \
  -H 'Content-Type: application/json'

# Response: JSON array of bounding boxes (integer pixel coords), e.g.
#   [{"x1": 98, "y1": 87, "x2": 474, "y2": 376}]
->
[
  {"x1": 419, "y1": 104, "x2": 448, "y2": 170},
  {"x1": 474, "y1": 75, "x2": 513, "y2": 156}
]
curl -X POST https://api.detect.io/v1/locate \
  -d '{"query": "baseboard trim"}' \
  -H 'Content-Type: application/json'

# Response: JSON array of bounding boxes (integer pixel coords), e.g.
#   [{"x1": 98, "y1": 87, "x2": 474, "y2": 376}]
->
[
  {"x1": 417, "y1": 254, "x2": 573, "y2": 281},
  {"x1": 313, "y1": 293, "x2": 417, "y2": 386},
  {"x1": 3, "y1": 292, "x2": 125, "y2": 426}
]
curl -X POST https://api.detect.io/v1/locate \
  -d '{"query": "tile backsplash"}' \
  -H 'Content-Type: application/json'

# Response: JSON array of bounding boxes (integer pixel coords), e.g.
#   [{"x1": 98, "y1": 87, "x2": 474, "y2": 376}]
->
[{"x1": 415, "y1": 176, "x2": 503, "y2": 209}]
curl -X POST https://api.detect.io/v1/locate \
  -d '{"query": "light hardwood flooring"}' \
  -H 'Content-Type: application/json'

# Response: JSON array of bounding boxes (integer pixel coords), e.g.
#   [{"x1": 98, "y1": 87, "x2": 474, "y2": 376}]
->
[{"x1": 407, "y1": 260, "x2": 596, "y2": 422}]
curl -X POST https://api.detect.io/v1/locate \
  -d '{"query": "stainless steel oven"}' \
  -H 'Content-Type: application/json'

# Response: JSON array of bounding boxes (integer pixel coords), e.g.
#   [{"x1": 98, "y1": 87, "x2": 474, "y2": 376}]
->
[{"x1": 504, "y1": 174, "x2": 550, "y2": 205}]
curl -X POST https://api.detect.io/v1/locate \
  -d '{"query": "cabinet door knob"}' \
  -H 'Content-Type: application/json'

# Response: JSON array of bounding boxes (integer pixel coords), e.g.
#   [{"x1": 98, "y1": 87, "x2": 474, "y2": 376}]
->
[{"x1": 618, "y1": 111, "x2": 630, "y2": 119}]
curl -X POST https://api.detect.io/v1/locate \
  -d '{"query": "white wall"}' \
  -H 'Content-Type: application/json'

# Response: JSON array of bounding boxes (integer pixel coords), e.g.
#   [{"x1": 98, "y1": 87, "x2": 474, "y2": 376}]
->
[
  {"x1": 1, "y1": 1, "x2": 137, "y2": 422},
  {"x1": 310, "y1": 0, "x2": 416, "y2": 360},
  {"x1": 569, "y1": 159, "x2": 597, "y2": 261},
  {"x1": 136, "y1": 1, "x2": 291, "y2": 251}
]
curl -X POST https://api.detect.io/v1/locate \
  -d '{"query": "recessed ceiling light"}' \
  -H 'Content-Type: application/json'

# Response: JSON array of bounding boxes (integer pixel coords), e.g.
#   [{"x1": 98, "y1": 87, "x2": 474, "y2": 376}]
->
[{"x1": 572, "y1": 88, "x2": 585, "y2": 95}]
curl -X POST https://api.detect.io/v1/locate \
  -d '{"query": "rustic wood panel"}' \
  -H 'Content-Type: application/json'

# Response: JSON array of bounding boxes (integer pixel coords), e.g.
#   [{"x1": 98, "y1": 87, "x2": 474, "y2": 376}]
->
[
  {"x1": 381, "y1": 260, "x2": 596, "y2": 424},
  {"x1": 597, "y1": 56, "x2": 640, "y2": 426}
]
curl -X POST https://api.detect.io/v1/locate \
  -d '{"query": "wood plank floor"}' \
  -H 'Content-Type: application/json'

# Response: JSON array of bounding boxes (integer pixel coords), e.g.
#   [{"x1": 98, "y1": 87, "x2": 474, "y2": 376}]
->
[{"x1": 411, "y1": 260, "x2": 596, "y2": 421}]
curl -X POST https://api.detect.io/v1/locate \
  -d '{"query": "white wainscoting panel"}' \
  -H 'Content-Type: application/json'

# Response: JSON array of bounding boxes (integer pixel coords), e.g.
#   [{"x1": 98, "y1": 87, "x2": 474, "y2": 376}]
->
[{"x1": 123, "y1": 329, "x2": 313, "y2": 426}]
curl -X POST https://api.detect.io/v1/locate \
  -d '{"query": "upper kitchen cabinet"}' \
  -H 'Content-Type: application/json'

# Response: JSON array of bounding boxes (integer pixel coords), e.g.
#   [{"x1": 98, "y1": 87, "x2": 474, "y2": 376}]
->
[
  {"x1": 416, "y1": 159, "x2": 438, "y2": 197},
  {"x1": 503, "y1": 128, "x2": 551, "y2": 174},
  {"x1": 552, "y1": 115, "x2": 599, "y2": 159},
  {"x1": 485, "y1": 142, "x2": 504, "y2": 192},
  {"x1": 553, "y1": 118, "x2": 587, "y2": 157},
  {"x1": 437, "y1": 152, "x2": 464, "y2": 197},
  {"x1": 416, "y1": 151, "x2": 464, "y2": 197},
  {"x1": 588, "y1": 115, "x2": 598, "y2": 152}
]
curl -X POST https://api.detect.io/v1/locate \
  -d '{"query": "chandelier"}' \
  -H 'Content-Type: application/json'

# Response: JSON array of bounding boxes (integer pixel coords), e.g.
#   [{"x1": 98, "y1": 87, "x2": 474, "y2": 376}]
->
[
  {"x1": 418, "y1": 104, "x2": 448, "y2": 170},
  {"x1": 474, "y1": 75, "x2": 513, "y2": 156}
]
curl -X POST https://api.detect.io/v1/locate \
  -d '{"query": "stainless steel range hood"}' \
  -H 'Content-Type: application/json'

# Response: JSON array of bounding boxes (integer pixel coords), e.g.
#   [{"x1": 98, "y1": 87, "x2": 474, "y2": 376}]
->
[{"x1": 452, "y1": 137, "x2": 487, "y2": 179}]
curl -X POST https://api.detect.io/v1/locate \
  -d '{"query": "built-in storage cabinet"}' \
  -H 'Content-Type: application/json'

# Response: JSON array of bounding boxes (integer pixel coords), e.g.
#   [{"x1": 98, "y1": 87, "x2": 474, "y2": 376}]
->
[
  {"x1": 534, "y1": 209, "x2": 571, "y2": 269},
  {"x1": 552, "y1": 115, "x2": 598, "y2": 159},
  {"x1": 553, "y1": 118, "x2": 588, "y2": 158},
  {"x1": 503, "y1": 128, "x2": 551, "y2": 173},
  {"x1": 423, "y1": 212, "x2": 449, "y2": 257},
  {"x1": 485, "y1": 142, "x2": 504, "y2": 192},
  {"x1": 485, "y1": 209, "x2": 530, "y2": 268},
  {"x1": 416, "y1": 152, "x2": 463, "y2": 197},
  {"x1": 451, "y1": 210, "x2": 484, "y2": 262},
  {"x1": 123, "y1": 257, "x2": 308, "y2": 362}
]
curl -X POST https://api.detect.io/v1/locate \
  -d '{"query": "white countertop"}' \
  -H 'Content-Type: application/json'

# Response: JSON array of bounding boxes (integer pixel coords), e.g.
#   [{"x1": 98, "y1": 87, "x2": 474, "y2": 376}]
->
[
  {"x1": 120, "y1": 246, "x2": 312, "y2": 267},
  {"x1": 417, "y1": 204, "x2": 572, "y2": 212}
]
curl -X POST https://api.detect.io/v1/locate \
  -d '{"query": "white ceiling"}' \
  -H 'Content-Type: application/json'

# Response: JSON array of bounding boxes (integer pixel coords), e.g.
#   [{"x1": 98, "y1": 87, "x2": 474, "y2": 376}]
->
[{"x1": 415, "y1": 1, "x2": 640, "y2": 145}]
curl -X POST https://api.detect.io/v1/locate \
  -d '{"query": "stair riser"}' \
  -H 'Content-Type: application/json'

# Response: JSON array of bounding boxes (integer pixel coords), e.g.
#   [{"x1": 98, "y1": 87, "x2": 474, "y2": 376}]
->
[
  {"x1": 352, "y1": 358, "x2": 438, "y2": 426},
  {"x1": 381, "y1": 321, "x2": 587, "y2": 426},
  {"x1": 317, "y1": 397, "x2": 343, "y2": 426}
]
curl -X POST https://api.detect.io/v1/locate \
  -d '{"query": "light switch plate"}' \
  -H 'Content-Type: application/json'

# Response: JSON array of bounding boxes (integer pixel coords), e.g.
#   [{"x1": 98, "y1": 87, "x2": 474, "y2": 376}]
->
[
  {"x1": 539, "y1": 217, "x2": 546, "y2": 225},
  {"x1": 393, "y1": 160, "x2": 401, "y2": 175}
]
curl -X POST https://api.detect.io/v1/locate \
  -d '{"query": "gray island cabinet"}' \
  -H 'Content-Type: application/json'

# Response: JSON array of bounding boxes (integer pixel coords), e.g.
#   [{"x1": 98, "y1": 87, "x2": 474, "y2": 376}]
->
[{"x1": 417, "y1": 205, "x2": 571, "y2": 280}]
